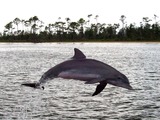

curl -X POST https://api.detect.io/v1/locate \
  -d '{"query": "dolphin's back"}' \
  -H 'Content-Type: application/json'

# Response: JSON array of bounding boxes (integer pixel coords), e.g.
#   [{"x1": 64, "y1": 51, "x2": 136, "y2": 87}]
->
[{"x1": 39, "y1": 59, "x2": 120, "y2": 84}]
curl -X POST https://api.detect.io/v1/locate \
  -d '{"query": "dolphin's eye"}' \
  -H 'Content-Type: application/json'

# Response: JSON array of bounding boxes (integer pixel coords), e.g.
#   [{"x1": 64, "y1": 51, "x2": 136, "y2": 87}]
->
[
  {"x1": 118, "y1": 77, "x2": 121, "y2": 80},
  {"x1": 42, "y1": 86, "x2": 45, "y2": 90}
]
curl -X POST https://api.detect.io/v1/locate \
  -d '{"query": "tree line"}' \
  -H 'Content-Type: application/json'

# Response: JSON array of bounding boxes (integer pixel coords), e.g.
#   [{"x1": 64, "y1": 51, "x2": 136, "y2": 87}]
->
[{"x1": 0, "y1": 14, "x2": 160, "y2": 42}]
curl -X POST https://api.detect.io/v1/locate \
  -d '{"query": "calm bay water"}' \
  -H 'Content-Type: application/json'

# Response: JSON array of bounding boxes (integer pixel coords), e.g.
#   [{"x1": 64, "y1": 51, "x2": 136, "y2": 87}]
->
[{"x1": 0, "y1": 42, "x2": 160, "y2": 120}]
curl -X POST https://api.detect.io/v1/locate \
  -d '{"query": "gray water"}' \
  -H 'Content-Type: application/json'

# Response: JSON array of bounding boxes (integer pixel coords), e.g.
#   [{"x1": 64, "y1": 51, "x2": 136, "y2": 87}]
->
[{"x1": 0, "y1": 43, "x2": 160, "y2": 120}]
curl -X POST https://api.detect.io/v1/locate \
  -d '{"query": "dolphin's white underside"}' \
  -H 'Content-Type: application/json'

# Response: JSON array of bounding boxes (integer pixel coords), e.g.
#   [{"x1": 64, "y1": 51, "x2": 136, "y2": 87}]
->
[{"x1": 58, "y1": 69, "x2": 101, "y2": 82}]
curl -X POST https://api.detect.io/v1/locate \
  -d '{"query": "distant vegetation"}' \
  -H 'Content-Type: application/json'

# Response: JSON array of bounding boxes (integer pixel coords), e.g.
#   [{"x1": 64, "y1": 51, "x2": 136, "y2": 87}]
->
[{"x1": 0, "y1": 14, "x2": 160, "y2": 42}]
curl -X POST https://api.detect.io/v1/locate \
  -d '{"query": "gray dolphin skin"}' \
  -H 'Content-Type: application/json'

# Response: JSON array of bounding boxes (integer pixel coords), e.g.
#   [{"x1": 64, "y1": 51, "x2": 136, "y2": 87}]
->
[{"x1": 22, "y1": 48, "x2": 133, "y2": 96}]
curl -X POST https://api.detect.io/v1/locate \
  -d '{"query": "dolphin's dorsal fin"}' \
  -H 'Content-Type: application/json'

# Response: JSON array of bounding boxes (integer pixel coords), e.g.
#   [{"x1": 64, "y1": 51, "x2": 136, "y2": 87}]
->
[{"x1": 72, "y1": 48, "x2": 86, "y2": 59}]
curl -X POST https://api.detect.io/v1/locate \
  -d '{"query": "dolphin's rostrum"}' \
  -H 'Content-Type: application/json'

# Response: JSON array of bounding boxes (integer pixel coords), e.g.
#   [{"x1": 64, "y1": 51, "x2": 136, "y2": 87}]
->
[{"x1": 22, "y1": 48, "x2": 133, "y2": 96}]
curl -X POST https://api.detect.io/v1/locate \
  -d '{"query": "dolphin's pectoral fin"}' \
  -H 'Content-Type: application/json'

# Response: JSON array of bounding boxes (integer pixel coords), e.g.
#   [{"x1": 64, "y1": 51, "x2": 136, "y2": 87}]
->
[{"x1": 92, "y1": 81, "x2": 107, "y2": 96}]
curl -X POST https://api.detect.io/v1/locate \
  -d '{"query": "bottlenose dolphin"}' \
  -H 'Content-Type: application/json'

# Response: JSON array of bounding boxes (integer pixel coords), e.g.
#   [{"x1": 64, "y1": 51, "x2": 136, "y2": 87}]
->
[{"x1": 22, "y1": 48, "x2": 133, "y2": 96}]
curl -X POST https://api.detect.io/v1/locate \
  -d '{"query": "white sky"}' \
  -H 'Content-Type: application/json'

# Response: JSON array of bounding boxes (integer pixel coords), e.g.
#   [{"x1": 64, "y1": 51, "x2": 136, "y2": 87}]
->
[{"x1": 0, "y1": 0, "x2": 160, "y2": 32}]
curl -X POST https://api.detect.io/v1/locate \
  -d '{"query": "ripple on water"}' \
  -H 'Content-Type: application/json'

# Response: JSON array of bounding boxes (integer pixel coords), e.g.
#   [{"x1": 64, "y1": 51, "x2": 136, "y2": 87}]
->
[{"x1": 0, "y1": 43, "x2": 160, "y2": 119}]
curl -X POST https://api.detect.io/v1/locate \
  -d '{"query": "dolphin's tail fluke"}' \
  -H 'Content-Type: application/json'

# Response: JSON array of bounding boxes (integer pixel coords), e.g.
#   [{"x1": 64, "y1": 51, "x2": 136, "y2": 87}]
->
[{"x1": 21, "y1": 82, "x2": 44, "y2": 89}]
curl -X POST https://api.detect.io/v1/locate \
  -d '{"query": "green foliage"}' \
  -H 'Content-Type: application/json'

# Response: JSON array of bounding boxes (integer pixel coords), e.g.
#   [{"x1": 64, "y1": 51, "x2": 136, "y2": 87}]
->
[{"x1": 1, "y1": 15, "x2": 160, "y2": 42}]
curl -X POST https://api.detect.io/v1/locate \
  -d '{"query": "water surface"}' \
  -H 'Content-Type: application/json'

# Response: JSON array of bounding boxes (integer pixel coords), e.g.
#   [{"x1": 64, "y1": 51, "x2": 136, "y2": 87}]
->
[{"x1": 0, "y1": 43, "x2": 160, "y2": 120}]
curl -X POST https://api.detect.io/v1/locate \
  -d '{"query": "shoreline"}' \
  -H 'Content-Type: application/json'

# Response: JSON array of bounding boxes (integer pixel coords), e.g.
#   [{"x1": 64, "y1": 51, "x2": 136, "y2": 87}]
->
[
  {"x1": 0, "y1": 42, "x2": 160, "y2": 45},
  {"x1": 0, "y1": 40, "x2": 160, "y2": 43}
]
